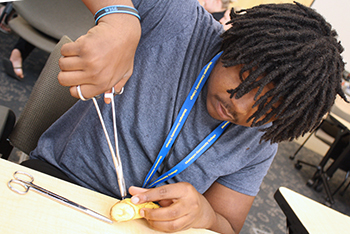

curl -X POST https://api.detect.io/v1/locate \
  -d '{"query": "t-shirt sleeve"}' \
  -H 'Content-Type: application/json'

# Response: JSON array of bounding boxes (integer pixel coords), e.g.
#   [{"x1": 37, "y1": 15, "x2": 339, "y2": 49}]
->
[{"x1": 216, "y1": 144, "x2": 277, "y2": 196}]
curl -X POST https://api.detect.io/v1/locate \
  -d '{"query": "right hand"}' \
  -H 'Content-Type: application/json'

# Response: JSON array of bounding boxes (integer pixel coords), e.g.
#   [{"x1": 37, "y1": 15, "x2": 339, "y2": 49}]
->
[
  {"x1": 129, "y1": 183, "x2": 218, "y2": 233},
  {"x1": 58, "y1": 13, "x2": 141, "y2": 101}
]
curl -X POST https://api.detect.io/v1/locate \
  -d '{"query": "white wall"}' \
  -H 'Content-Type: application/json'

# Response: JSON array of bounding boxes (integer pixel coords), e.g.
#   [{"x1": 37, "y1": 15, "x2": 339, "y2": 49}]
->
[{"x1": 311, "y1": 0, "x2": 350, "y2": 72}]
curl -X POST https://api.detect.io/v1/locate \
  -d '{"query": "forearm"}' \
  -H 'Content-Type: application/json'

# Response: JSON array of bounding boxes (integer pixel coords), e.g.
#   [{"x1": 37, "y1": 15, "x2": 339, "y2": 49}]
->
[
  {"x1": 195, "y1": 194, "x2": 236, "y2": 234},
  {"x1": 81, "y1": 0, "x2": 135, "y2": 14},
  {"x1": 81, "y1": 0, "x2": 140, "y2": 28},
  {"x1": 208, "y1": 212, "x2": 236, "y2": 234},
  {"x1": 204, "y1": 182, "x2": 254, "y2": 234}
]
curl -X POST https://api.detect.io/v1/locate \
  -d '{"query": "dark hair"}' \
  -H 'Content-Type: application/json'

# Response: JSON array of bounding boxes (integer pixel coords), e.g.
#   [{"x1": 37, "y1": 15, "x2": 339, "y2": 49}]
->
[{"x1": 220, "y1": 2, "x2": 347, "y2": 143}]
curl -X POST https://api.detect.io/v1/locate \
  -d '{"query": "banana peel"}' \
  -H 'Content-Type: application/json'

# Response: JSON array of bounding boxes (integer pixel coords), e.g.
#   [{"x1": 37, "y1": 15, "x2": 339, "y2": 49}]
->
[{"x1": 110, "y1": 198, "x2": 159, "y2": 222}]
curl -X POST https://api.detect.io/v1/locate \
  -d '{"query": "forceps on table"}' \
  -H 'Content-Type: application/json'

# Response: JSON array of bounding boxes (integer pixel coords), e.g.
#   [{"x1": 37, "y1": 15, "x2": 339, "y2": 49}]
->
[
  {"x1": 77, "y1": 85, "x2": 127, "y2": 199},
  {"x1": 7, "y1": 170, "x2": 113, "y2": 224}
]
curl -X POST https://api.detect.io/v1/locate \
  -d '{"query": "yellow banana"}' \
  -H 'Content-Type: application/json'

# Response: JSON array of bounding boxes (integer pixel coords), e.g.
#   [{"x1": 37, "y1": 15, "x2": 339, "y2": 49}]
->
[{"x1": 110, "y1": 198, "x2": 159, "y2": 222}]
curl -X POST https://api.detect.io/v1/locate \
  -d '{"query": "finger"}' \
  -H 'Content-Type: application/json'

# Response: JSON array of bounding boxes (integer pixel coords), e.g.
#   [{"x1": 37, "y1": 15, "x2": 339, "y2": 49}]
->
[
  {"x1": 69, "y1": 84, "x2": 103, "y2": 100},
  {"x1": 103, "y1": 88, "x2": 113, "y2": 104},
  {"x1": 129, "y1": 186, "x2": 149, "y2": 204},
  {"x1": 57, "y1": 70, "x2": 88, "y2": 87},
  {"x1": 59, "y1": 56, "x2": 84, "y2": 71},
  {"x1": 135, "y1": 183, "x2": 192, "y2": 204},
  {"x1": 129, "y1": 186, "x2": 149, "y2": 196},
  {"x1": 146, "y1": 213, "x2": 193, "y2": 233},
  {"x1": 103, "y1": 80, "x2": 128, "y2": 104},
  {"x1": 60, "y1": 41, "x2": 81, "y2": 57},
  {"x1": 142, "y1": 201, "x2": 188, "y2": 221},
  {"x1": 114, "y1": 83, "x2": 126, "y2": 94},
  {"x1": 69, "y1": 86, "x2": 80, "y2": 99}
]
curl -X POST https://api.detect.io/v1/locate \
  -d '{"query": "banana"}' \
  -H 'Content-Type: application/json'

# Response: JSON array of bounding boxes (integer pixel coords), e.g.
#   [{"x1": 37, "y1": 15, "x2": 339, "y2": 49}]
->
[{"x1": 110, "y1": 198, "x2": 160, "y2": 222}]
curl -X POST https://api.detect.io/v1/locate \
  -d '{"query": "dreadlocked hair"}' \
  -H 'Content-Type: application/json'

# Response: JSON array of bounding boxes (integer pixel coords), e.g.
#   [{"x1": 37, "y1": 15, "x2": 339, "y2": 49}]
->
[{"x1": 220, "y1": 1, "x2": 347, "y2": 144}]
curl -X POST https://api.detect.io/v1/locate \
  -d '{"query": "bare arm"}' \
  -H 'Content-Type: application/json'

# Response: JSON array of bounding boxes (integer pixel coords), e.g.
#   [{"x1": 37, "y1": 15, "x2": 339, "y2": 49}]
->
[
  {"x1": 81, "y1": 0, "x2": 135, "y2": 14},
  {"x1": 204, "y1": 182, "x2": 255, "y2": 233}
]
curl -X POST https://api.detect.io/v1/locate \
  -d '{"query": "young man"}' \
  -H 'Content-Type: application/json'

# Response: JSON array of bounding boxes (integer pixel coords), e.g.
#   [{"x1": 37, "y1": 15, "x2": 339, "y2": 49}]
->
[{"x1": 26, "y1": 0, "x2": 346, "y2": 233}]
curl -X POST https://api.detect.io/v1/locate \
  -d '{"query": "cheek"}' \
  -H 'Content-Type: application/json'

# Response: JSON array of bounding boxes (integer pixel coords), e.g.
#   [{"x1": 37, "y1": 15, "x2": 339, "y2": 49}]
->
[
  {"x1": 235, "y1": 95, "x2": 255, "y2": 112},
  {"x1": 231, "y1": 93, "x2": 258, "y2": 122}
]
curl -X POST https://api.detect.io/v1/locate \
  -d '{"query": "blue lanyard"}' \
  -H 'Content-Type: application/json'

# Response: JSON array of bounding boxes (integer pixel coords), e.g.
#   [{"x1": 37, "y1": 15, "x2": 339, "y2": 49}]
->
[{"x1": 142, "y1": 52, "x2": 231, "y2": 188}]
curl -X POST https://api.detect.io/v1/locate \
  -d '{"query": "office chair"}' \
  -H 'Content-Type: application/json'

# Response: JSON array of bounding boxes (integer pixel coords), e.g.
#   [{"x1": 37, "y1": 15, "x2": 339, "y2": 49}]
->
[
  {"x1": 338, "y1": 178, "x2": 350, "y2": 196},
  {"x1": 0, "y1": 106, "x2": 16, "y2": 159},
  {"x1": 7, "y1": 0, "x2": 93, "y2": 53},
  {"x1": 293, "y1": 114, "x2": 350, "y2": 206},
  {"x1": 289, "y1": 115, "x2": 339, "y2": 161},
  {"x1": 0, "y1": 36, "x2": 78, "y2": 160}
]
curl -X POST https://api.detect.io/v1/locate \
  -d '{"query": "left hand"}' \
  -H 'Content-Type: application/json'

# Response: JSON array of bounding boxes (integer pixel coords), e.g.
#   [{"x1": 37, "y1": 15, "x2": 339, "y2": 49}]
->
[{"x1": 129, "y1": 183, "x2": 217, "y2": 232}]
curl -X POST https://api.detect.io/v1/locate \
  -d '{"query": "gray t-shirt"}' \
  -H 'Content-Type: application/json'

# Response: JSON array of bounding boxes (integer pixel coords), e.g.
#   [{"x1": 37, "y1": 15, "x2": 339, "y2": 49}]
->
[{"x1": 30, "y1": 0, "x2": 278, "y2": 198}]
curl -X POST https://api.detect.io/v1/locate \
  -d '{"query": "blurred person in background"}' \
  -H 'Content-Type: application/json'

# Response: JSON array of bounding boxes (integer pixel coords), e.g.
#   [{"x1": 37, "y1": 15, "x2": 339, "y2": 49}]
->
[{"x1": 199, "y1": 0, "x2": 233, "y2": 30}]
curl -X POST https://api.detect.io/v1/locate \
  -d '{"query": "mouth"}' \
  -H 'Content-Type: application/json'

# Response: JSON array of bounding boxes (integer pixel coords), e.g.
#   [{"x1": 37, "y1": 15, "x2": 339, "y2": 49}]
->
[{"x1": 216, "y1": 100, "x2": 234, "y2": 121}]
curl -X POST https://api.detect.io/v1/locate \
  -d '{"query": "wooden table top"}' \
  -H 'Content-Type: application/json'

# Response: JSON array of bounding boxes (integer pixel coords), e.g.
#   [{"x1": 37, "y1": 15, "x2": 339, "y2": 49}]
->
[
  {"x1": 0, "y1": 159, "x2": 215, "y2": 234},
  {"x1": 275, "y1": 187, "x2": 350, "y2": 234}
]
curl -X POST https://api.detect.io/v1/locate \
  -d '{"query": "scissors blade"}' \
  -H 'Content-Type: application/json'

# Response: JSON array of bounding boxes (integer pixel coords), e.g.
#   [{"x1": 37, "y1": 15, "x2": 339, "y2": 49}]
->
[
  {"x1": 109, "y1": 90, "x2": 127, "y2": 199},
  {"x1": 30, "y1": 185, "x2": 113, "y2": 223},
  {"x1": 78, "y1": 206, "x2": 114, "y2": 223}
]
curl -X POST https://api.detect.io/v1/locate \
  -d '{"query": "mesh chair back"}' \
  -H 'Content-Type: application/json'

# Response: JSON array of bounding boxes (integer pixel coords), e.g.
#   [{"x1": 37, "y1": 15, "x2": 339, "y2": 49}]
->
[{"x1": 9, "y1": 35, "x2": 78, "y2": 155}]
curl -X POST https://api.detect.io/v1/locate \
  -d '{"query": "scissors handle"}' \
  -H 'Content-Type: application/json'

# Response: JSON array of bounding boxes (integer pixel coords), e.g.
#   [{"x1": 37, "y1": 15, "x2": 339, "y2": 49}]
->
[
  {"x1": 8, "y1": 179, "x2": 30, "y2": 194},
  {"x1": 8, "y1": 171, "x2": 113, "y2": 224},
  {"x1": 14, "y1": 170, "x2": 34, "y2": 182},
  {"x1": 7, "y1": 171, "x2": 35, "y2": 194}
]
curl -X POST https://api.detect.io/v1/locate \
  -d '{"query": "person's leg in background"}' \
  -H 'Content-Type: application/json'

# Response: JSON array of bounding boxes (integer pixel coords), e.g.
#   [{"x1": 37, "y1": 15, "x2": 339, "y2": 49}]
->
[
  {"x1": 1, "y1": 3, "x2": 36, "y2": 80},
  {"x1": 4, "y1": 38, "x2": 36, "y2": 79}
]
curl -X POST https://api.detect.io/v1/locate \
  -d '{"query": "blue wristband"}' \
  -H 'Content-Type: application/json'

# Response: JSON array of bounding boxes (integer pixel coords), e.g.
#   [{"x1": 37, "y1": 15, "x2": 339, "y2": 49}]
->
[{"x1": 94, "y1": 5, "x2": 140, "y2": 25}]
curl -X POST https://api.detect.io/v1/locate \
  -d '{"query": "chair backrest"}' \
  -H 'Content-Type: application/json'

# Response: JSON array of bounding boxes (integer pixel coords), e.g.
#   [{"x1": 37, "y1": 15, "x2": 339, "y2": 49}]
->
[
  {"x1": 9, "y1": 35, "x2": 78, "y2": 155},
  {"x1": 13, "y1": 0, "x2": 94, "y2": 41},
  {"x1": 9, "y1": 0, "x2": 94, "y2": 53}
]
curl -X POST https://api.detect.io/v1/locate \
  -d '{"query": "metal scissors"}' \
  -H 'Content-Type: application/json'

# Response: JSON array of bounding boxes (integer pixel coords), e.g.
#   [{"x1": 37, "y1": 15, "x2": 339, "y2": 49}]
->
[
  {"x1": 8, "y1": 170, "x2": 113, "y2": 224},
  {"x1": 77, "y1": 85, "x2": 127, "y2": 199}
]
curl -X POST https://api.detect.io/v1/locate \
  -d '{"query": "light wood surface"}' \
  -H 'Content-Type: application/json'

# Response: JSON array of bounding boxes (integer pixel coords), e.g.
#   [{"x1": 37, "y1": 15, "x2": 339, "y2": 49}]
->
[
  {"x1": 230, "y1": 0, "x2": 314, "y2": 10},
  {"x1": 276, "y1": 187, "x2": 350, "y2": 233},
  {"x1": 331, "y1": 95, "x2": 350, "y2": 128},
  {"x1": 0, "y1": 159, "x2": 216, "y2": 234}
]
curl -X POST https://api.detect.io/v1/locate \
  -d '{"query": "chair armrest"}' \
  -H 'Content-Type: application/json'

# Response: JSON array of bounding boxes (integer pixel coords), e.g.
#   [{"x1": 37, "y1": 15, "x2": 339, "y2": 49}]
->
[{"x1": 0, "y1": 105, "x2": 16, "y2": 159}]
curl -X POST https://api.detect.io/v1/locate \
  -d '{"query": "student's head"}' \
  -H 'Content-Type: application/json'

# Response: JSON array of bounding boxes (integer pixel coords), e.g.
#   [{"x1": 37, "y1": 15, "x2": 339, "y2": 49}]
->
[
  {"x1": 200, "y1": 0, "x2": 233, "y2": 13},
  {"x1": 207, "y1": 2, "x2": 346, "y2": 143}
]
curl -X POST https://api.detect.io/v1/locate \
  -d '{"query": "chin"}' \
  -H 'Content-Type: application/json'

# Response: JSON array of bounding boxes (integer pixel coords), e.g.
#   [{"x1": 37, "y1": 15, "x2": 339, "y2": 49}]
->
[
  {"x1": 206, "y1": 102, "x2": 217, "y2": 120},
  {"x1": 207, "y1": 105, "x2": 223, "y2": 121},
  {"x1": 206, "y1": 97, "x2": 222, "y2": 121}
]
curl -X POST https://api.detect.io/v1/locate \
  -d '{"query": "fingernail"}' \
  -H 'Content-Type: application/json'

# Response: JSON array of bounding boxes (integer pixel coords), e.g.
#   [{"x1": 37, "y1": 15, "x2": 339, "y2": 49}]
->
[
  {"x1": 131, "y1": 196, "x2": 140, "y2": 204},
  {"x1": 139, "y1": 209, "x2": 145, "y2": 217}
]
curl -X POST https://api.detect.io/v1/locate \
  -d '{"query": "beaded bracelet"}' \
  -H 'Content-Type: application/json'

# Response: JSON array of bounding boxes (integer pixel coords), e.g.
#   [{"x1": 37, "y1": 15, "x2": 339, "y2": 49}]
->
[{"x1": 94, "y1": 5, "x2": 140, "y2": 25}]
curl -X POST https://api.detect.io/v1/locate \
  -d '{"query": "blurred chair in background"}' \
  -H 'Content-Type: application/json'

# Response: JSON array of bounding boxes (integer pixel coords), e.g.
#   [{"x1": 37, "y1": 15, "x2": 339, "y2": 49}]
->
[
  {"x1": 8, "y1": 0, "x2": 94, "y2": 52},
  {"x1": 0, "y1": 36, "x2": 78, "y2": 162},
  {"x1": 289, "y1": 115, "x2": 340, "y2": 161},
  {"x1": 2, "y1": 0, "x2": 94, "y2": 80},
  {"x1": 291, "y1": 99, "x2": 350, "y2": 206}
]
